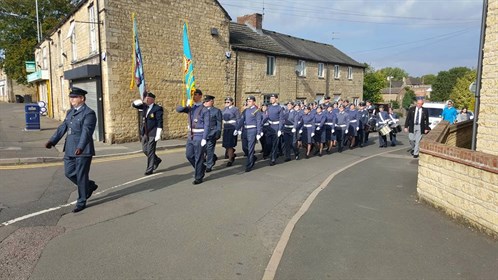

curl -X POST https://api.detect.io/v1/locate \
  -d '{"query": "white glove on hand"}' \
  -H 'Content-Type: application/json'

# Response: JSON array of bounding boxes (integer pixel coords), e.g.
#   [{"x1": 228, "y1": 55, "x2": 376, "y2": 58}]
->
[
  {"x1": 233, "y1": 130, "x2": 238, "y2": 136},
  {"x1": 311, "y1": 132, "x2": 315, "y2": 137},
  {"x1": 299, "y1": 130, "x2": 303, "y2": 134},
  {"x1": 332, "y1": 130, "x2": 335, "y2": 133},
  {"x1": 155, "y1": 128, "x2": 162, "y2": 141},
  {"x1": 277, "y1": 131, "x2": 282, "y2": 137},
  {"x1": 256, "y1": 134, "x2": 261, "y2": 141},
  {"x1": 260, "y1": 132, "x2": 264, "y2": 137},
  {"x1": 316, "y1": 127, "x2": 320, "y2": 131},
  {"x1": 238, "y1": 130, "x2": 242, "y2": 135},
  {"x1": 356, "y1": 127, "x2": 359, "y2": 131},
  {"x1": 133, "y1": 99, "x2": 143, "y2": 106},
  {"x1": 291, "y1": 128, "x2": 296, "y2": 133},
  {"x1": 345, "y1": 130, "x2": 349, "y2": 134},
  {"x1": 201, "y1": 139, "x2": 207, "y2": 147}
]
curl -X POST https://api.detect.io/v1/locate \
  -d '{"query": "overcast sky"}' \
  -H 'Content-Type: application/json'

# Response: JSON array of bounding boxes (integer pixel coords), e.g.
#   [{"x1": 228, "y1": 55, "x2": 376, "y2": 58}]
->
[{"x1": 218, "y1": 0, "x2": 484, "y2": 77}]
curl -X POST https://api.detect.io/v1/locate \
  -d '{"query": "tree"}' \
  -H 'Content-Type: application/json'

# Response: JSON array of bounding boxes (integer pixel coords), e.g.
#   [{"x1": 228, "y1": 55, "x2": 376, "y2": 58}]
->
[
  {"x1": 450, "y1": 70, "x2": 476, "y2": 111},
  {"x1": 402, "y1": 88, "x2": 416, "y2": 110},
  {"x1": 430, "y1": 67, "x2": 471, "y2": 102},
  {"x1": 421, "y1": 74, "x2": 437, "y2": 85},
  {"x1": 362, "y1": 64, "x2": 385, "y2": 103},
  {"x1": 378, "y1": 67, "x2": 409, "y2": 81},
  {"x1": 0, "y1": 0, "x2": 75, "y2": 84}
]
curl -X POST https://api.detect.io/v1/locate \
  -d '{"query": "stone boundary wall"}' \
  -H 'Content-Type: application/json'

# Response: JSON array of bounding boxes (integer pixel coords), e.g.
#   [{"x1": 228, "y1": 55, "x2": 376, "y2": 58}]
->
[{"x1": 418, "y1": 121, "x2": 498, "y2": 237}]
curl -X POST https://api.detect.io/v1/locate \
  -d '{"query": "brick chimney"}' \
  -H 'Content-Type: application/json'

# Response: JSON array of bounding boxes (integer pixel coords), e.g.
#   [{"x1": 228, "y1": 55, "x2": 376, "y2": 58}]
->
[{"x1": 237, "y1": 13, "x2": 263, "y2": 30}]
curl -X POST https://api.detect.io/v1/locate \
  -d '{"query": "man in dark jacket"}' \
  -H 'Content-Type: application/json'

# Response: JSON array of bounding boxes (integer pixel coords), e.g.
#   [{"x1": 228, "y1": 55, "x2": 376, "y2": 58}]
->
[
  {"x1": 203, "y1": 95, "x2": 222, "y2": 172},
  {"x1": 45, "y1": 87, "x2": 97, "y2": 213},
  {"x1": 132, "y1": 92, "x2": 164, "y2": 175},
  {"x1": 404, "y1": 99, "x2": 430, "y2": 158}
]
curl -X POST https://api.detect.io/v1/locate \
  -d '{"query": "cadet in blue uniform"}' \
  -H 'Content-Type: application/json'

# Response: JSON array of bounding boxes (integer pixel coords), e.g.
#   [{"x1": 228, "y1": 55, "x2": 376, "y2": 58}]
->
[
  {"x1": 300, "y1": 106, "x2": 315, "y2": 158},
  {"x1": 313, "y1": 105, "x2": 326, "y2": 156},
  {"x1": 264, "y1": 94, "x2": 284, "y2": 166},
  {"x1": 335, "y1": 104, "x2": 350, "y2": 153},
  {"x1": 260, "y1": 103, "x2": 270, "y2": 158},
  {"x1": 376, "y1": 105, "x2": 389, "y2": 148},
  {"x1": 203, "y1": 95, "x2": 222, "y2": 172},
  {"x1": 45, "y1": 87, "x2": 97, "y2": 213},
  {"x1": 388, "y1": 107, "x2": 400, "y2": 146},
  {"x1": 282, "y1": 101, "x2": 300, "y2": 161},
  {"x1": 346, "y1": 104, "x2": 358, "y2": 149},
  {"x1": 357, "y1": 102, "x2": 369, "y2": 147},
  {"x1": 321, "y1": 96, "x2": 332, "y2": 109},
  {"x1": 237, "y1": 96, "x2": 262, "y2": 172},
  {"x1": 132, "y1": 92, "x2": 164, "y2": 175},
  {"x1": 325, "y1": 105, "x2": 337, "y2": 154},
  {"x1": 176, "y1": 89, "x2": 210, "y2": 184},
  {"x1": 222, "y1": 97, "x2": 240, "y2": 166}
]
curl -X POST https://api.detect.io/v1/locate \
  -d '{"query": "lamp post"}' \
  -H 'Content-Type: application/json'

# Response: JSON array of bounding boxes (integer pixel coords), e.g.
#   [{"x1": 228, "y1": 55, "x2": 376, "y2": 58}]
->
[
  {"x1": 387, "y1": 76, "x2": 394, "y2": 95},
  {"x1": 35, "y1": 0, "x2": 41, "y2": 43}
]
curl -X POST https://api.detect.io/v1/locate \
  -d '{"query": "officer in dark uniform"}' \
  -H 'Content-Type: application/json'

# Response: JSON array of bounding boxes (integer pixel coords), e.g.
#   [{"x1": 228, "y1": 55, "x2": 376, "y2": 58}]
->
[
  {"x1": 132, "y1": 92, "x2": 164, "y2": 175},
  {"x1": 221, "y1": 97, "x2": 240, "y2": 166},
  {"x1": 203, "y1": 95, "x2": 222, "y2": 172},
  {"x1": 176, "y1": 89, "x2": 210, "y2": 184},
  {"x1": 45, "y1": 87, "x2": 97, "y2": 213},
  {"x1": 264, "y1": 94, "x2": 284, "y2": 166},
  {"x1": 237, "y1": 96, "x2": 262, "y2": 172},
  {"x1": 357, "y1": 102, "x2": 369, "y2": 147},
  {"x1": 335, "y1": 104, "x2": 350, "y2": 153}
]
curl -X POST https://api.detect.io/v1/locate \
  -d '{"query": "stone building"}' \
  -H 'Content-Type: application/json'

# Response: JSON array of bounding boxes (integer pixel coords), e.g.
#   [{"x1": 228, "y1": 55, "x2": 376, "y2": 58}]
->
[
  {"x1": 417, "y1": 1, "x2": 498, "y2": 236},
  {"x1": 30, "y1": 0, "x2": 233, "y2": 143},
  {"x1": 0, "y1": 69, "x2": 36, "y2": 103},
  {"x1": 230, "y1": 14, "x2": 365, "y2": 106}
]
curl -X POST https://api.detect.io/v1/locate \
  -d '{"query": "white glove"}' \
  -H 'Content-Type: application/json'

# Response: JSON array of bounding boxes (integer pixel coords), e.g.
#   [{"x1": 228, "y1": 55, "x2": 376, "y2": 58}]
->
[
  {"x1": 277, "y1": 131, "x2": 282, "y2": 137},
  {"x1": 201, "y1": 139, "x2": 206, "y2": 147},
  {"x1": 316, "y1": 127, "x2": 320, "y2": 131},
  {"x1": 260, "y1": 132, "x2": 264, "y2": 137},
  {"x1": 345, "y1": 130, "x2": 349, "y2": 134},
  {"x1": 292, "y1": 128, "x2": 296, "y2": 133},
  {"x1": 155, "y1": 128, "x2": 162, "y2": 141},
  {"x1": 356, "y1": 127, "x2": 359, "y2": 131},
  {"x1": 256, "y1": 134, "x2": 261, "y2": 141},
  {"x1": 233, "y1": 130, "x2": 238, "y2": 136},
  {"x1": 332, "y1": 130, "x2": 335, "y2": 133},
  {"x1": 299, "y1": 130, "x2": 303, "y2": 134},
  {"x1": 311, "y1": 132, "x2": 315, "y2": 137},
  {"x1": 133, "y1": 99, "x2": 143, "y2": 106},
  {"x1": 238, "y1": 130, "x2": 242, "y2": 135}
]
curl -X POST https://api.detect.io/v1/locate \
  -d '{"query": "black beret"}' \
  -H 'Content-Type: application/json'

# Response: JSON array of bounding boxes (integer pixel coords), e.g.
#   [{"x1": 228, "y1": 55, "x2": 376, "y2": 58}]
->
[
  {"x1": 145, "y1": 92, "x2": 156, "y2": 99},
  {"x1": 68, "y1": 87, "x2": 87, "y2": 97},
  {"x1": 324, "y1": 96, "x2": 331, "y2": 100},
  {"x1": 246, "y1": 95, "x2": 256, "y2": 101},
  {"x1": 269, "y1": 94, "x2": 278, "y2": 98},
  {"x1": 194, "y1": 89, "x2": 203, "y2": 95},
  {"x1": 203, "y1": 95, "x2": 215, "y2": 102},
  {"x1": 224, "y1": 97, "x2": 233, "y2": 102}
]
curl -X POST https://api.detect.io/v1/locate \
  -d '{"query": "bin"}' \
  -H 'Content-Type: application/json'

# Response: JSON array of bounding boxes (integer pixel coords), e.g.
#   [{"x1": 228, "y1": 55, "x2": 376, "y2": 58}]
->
[
  {"x1": 25, "y1": 104, "x2": 40, "y2": 130},
  {"x1": 15, "y1": 95, "x2": 25, "y2": 103}
]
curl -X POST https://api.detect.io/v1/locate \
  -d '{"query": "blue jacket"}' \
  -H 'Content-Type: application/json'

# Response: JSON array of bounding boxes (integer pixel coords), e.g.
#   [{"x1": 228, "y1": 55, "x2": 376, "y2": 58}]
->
[
  {"x1": 176, "y1": 104, "x2": 210, "y2": 140},
  {"x1": 207, "y1": 106, "x2": 222, "y2": 140}
]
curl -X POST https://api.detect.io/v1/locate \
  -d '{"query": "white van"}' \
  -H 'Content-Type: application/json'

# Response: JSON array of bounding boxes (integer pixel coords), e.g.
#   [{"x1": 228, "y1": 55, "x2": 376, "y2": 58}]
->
[{"x1": 423, "y1": 102, "x2": 446, "y2": 129}]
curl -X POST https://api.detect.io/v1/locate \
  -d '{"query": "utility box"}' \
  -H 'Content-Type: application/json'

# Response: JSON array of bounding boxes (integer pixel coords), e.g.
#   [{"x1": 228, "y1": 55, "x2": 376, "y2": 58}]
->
[{"x1": 25, "y1": 104, "x2": 41, "y2": 130}]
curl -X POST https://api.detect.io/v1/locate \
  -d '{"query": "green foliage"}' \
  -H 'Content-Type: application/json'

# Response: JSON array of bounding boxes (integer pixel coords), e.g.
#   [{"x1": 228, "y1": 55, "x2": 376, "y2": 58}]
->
[
  {"x1": 391, "y1": 100, "x2": 400, "y2": 109},
  {"x1": 431, "y1": 67, "x2": 472, "y2": 102},
  {"x1": 378, "y1": 67, "x2": 409, "y2": 81},
  {"x1": 402, "y1": 88, "x2": 416, "y2": 110},
  {"x1": 0, "y1": 0, "x2": 75, "y2": 84},
  {"x1": 421, "y1": 74, "x2": 437, "y2": 85},
  {"x1": 362, "y1": 64, "x2": 385, "y2": 103},
  {"x1": 450, "y1": 71, "x2": 476, "y2": 111}
]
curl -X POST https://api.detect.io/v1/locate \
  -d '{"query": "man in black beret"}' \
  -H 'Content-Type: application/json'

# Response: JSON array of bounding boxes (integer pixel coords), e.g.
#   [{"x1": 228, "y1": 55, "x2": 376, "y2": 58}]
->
[
  {"x1": 45, "y1": 87, "x2": 98, "y2": 213},
  {"x1": 132, "y1": 91, "x2": 164, "y2": 175}
]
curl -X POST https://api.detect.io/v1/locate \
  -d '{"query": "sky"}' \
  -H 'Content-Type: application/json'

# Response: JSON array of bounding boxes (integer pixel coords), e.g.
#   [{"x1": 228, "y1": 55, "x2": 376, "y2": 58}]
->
[{"x1": 217, "y1": 0, "x2": 484, "y2": 77}]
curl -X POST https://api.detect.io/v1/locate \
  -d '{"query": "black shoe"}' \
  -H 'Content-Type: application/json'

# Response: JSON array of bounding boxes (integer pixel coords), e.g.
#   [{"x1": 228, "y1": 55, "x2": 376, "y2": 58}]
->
[
  {"x1": 318, "y1": 153, "x2": 323, "y2": 157},
  {"x1": 245, "y1": 167, "x2": 252, "y2": 172},
  {"x1": 226, "y1": 161, "x2": 233, "y2": 167},
  {"x1": 193, "y1": 179, "x2": 203, "y2": 185},
  {"x1": 270, "y1": 161, "x2": 276, "y2": 166},
  {"x1": 72, "y1": 205, "x2": 86, "y2": 213},
  {"x1": 359, "y1": 144, "x2": 364, "y2": 148},
  {"x1": 305, "y1": 154, "x2": 310, "y2": 159},
  {"x1": 86, "y1": 183, "x2": 98, "y2": 199},
  {"x1": 338, "y1": 148, "x2": 343, "y2": 153},
  {"x1": 285, "y1": 158, "x2": 291, "y2": 162},
  {"x1": 153, "y1": 158, "x2": 162, "y2": 170},
  {"x1": 410, "y1": 150, "x2": 414, "y2": 155},
  {"x1": 206, "y1": 167, "x2": 212, "y2": 173},
  {"x1": 253, "y1": 155, "x2": 258, "y2": 162},
  {"x1": 391, "y1": 143, "x2": 396, "y2": 147},
  {"x1": 413, "y1": 155, "x2": 419, "y2": 158},
  {"x1": 144, "y1": 171, "x2": 153, "y2": 176},
  {"x1": 295, "y1": 154, "x2": 300, "y2": 160}
]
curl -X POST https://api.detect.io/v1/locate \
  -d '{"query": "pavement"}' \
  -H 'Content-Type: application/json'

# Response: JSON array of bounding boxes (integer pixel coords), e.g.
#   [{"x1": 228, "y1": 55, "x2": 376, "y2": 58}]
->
[{"x1": 0, "y1": 102, "x2": 186, "y2": 165}]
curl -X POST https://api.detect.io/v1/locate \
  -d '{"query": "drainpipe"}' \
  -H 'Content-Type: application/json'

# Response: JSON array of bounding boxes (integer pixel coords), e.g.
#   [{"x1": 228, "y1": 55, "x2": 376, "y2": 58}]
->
[
  {"x1": 471, "y1": 0, "x2": 488, "y2": 151},
  {"x1": 96, "y1": 0, "x2": 106, "y2": 142},
  {"x1": 234, "y1": 50, "x2": 238, "y2": 106}
]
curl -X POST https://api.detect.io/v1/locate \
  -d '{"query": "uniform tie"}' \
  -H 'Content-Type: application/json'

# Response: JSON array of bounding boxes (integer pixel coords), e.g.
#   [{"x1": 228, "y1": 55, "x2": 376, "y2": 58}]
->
[{"x1": 415, "y1": 108, "x2": 420, "y2": 125}]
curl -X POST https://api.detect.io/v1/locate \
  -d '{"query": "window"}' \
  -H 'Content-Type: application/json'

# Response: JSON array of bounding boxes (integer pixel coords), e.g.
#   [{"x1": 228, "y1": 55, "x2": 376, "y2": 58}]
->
[
  {"x1": 297, "y1": 60, "x2": 306, "y2": 77},
  {"x1": 266, "y1": 56, "x2": 276, "y2": 76},
  {"x1": 60, "y1": 76, "x2": 68, "y2": 111},
  {"x1": 318, "y1": 63, "x2": 325, "y2": 78},
  {"x1": 58, "y1": 31, "x2": 63, "y2": 66},
  {"x1": 42, "y1": 47, "x2": 47, "y2": 69},
  {"x1": 334, "y1": 65, "x2": 340, "y2": 79},
  {"x1": 70, "y1": 21, "x2": 77, "y2": 61},
  {"x1": 315, "y1": 93, "x2": 324, "y2": 104},
  {"x1": 88, "y1": 4, "x2": 97, "y2": 53},
  {"x1": 333, "y1": 94, "x2": 341, "y2": 102},
  {"x1": 348, "y1": 66, "x2": 353, "y2": 80},
  {"x1": 352, "y1": 97, "x2": 359, "y2": 105}
]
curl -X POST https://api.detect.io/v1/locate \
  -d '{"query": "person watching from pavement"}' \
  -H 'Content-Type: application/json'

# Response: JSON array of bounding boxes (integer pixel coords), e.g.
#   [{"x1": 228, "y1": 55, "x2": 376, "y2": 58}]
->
[
  {"x1": 441, "y1": 100, "x2": 457, "y2": 124},
  {"x1": 45, "y1": 87, "x2": 98, "y2": 213}
]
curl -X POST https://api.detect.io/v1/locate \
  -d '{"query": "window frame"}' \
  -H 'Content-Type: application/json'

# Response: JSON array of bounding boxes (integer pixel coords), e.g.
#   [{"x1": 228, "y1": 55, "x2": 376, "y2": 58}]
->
[
  {"x1": 318, "y1": 63, "x2": 325, "y2": 78},
  {"x1": 348, "y1": 66, "x2": 353, "y2": 80},
  {"x1": 266, "y1": 56, "x2": 276, "y2": 76},
  {"x1": 88, "y1": 4, "x2": 97, "y2": 53},
  {"x1": 70, "y1": 21, "x2": 77, "y2": 62},
  {"x1": 297, "y1": 60, "x2": 306, "y2": 77},
  {"x1": 334, "y1": 65, "x2": 340, "y2": 79}
]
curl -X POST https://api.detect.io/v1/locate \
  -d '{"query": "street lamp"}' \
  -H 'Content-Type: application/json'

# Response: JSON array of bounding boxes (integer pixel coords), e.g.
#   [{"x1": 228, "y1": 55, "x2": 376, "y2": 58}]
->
[{"x1": 387, "y1": 76, "x2": 394, "y2": 95}]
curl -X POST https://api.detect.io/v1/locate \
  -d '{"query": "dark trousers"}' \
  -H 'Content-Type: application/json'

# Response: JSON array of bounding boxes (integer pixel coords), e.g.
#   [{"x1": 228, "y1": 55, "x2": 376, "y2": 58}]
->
[
  {"x1": 378, "y1": 132, "x2": 387, "y2": 147},
  {"x1": 64, "y1": 156, "x2": 93, "y2": 208},
  {"x1": 389, "y1": 132, "x2": 397, "y2": 145},
  {"x1": 266, "y1": 133, "x2": 279, "y2": 162},
  {"x1": 335, "y1": 127, "x2": 346, "y2": 151},
  {"x1": 358, "y1": 127, "x2": 366, "y2": 146},
  {"x1": 242, "y1": 129, "x2": 257, "y2": 169},
  {"x1": 142, "y1": 136, "x2": 160, "y2": 173},
  {"x1": 283, "y1": 129, "x2": 298, "y2": 159},
  {"x1": 186, "y1": 138, "x2": 206, "y2": 180},
  {"x1": 205, "y1": 138, "x2": 217, "y2": 169}
]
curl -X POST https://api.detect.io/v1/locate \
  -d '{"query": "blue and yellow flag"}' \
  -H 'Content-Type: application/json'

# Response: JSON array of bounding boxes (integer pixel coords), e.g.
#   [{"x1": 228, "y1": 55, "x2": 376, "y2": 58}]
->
[
  {"x1": 130, "y1": 13, "x2": 146, "y2": 99},
  {"x1": 183, "y1": 23, "x2": 195, "y2": 106}
]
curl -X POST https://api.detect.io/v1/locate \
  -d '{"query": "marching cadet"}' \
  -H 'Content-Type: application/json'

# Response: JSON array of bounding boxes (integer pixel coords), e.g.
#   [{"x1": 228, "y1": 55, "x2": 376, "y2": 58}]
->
[
  {"x1": 376, "y1": 105, "x2": 389, "y2": 148},
  {"x1": 365, "y1": 100, "x2": 375, "y2": 143},
  {"x1": 335, "y1": 104, "x2": 350, "y2": 153},
  {"x1": 221, "y1": 97, "x2": 240, "y2": 167},
  {"x1": 331, "y1": 102, "x2": 339, "y2": 147},
  {"x1": 388, "y1": 107, "x2": 400, "y2": 146},
  {"x1": 236, "y1": 96, "x2": 262, "y2": 172},
  {"x1": 263, "y1": 94, "x2": 284, "y2": 166},
  {"x1": 325, "y1": 105, "x2": 337, "y2": 154},
  {"x1": 282, "y1": 101, "x2": 300, "y2": 161},
  {"x1": 313, "y1": 105, "x2": 326, "y2": 156},
  {"x1": 260, "y1": 102, "x2": 270, "y2": 159},
  {"x1": 346, "y1": 103, "x2": 358, "y2": 149},
  {"x1": 357, "y1": 102, "x2": 369, "y2": 147},
  {"x1": 322, "y1": 96, "x2": 332, "y2": 109},
  {"x1": 176, "y1": 89, "x2": 210, "y2": 185},
  {"x1": 300, "y1": 106, "x2": 315, "y2": 158},
  {"x1": 203, "y1": 95, "x2": 222, "y2": 172}
]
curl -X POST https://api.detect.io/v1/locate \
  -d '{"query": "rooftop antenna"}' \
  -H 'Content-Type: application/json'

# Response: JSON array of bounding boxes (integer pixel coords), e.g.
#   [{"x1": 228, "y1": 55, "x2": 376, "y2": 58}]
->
[
  {"x1": 331, "y1": 32, "x2": 340, "y2": 41},
  {"x1": 262, "y1": 0, "x2": 265, "y2": 16}
]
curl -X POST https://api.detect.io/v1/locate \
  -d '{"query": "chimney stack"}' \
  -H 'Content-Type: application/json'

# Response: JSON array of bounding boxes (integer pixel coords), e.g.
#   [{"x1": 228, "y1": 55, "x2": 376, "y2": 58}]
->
[{"x1": 237, "y1": 13, "x2": 263, "y2": 31}]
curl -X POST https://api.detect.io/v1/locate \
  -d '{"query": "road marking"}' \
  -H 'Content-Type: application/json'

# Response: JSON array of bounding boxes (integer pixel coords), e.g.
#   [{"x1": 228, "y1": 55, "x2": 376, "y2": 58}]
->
[
  {"x1": 0, "y1": 173, "x2": 163, "y2": 226},
  {"x1": 262, "y1": 147, "x2": 405, "y2": 280}
]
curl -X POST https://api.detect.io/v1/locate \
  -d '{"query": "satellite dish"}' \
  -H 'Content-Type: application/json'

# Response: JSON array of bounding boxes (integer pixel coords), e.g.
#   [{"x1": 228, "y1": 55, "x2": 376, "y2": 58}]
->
[{"x1": 469, "y1": 81, "x2": 477, "y2": 94}]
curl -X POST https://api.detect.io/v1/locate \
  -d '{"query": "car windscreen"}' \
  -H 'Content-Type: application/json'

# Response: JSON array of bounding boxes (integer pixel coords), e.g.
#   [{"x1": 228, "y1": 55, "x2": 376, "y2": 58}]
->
[{"x1": 427, "y1": 108, "x2": 443, "y2": 118}]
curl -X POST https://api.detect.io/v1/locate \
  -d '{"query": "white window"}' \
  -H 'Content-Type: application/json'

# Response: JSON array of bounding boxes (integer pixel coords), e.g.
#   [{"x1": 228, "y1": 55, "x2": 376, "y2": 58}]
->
[
  {"x1": 58, "y1": 31, "x2": 63, "y2": 66},
  {"x1": 334, "y1": 65, "x2": 340, "y2": 79},
  {"x1": 352, "y1": 97, "x2": 359, "y2": 105},
  {"x1": 60, "y1": 76, "x2": 68, "y2": 111},
  {"x1": 318, "y1": 63, "x2": 325, "y2": 78},
  {"x1": 266, "y1": 56, "x2": 276, "y2": 76},
  {"x1": 297, "y1": 60, "x2": 306, "y2": 77},
  {"x1": 348, "y1": 66, "x2": 353, "y2": 80},
  {"x1": 88, "y1": 4, "x2": 97, "y2": 53},
  {"x1": 70, "y1": 21, "x2": 77, "y2": 61},
  {"x1": 333, "y1": 94, "x2": 341, "y2": 102},
  {"x1": 42, "y1": 47, "x2": 47, "y2": 69}
]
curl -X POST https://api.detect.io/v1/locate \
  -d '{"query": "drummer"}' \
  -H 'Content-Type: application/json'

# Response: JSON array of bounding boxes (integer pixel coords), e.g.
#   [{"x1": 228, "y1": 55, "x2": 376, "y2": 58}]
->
[
  {"x1": 376, "y1": 105, "x2": 389, "y2": 148},
  {"x1": 388, "y1": 107, "x2": 400, "y2": 146}
]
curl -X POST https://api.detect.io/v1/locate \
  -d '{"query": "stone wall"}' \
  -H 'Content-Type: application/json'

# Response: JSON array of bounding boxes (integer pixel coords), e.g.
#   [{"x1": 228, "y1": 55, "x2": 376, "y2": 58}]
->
[
  {"x1": 418, "y1": 121, "x2": 498, "y2": 236},
  {"x1": 477, "y1": 0, "x2": 498, "y2": 155}
]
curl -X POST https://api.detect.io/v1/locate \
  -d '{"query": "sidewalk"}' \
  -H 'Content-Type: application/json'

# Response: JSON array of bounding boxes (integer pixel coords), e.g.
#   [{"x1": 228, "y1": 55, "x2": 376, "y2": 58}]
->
[{"x1": 0, "y1": 102, "x2": 185, "y2": 165}]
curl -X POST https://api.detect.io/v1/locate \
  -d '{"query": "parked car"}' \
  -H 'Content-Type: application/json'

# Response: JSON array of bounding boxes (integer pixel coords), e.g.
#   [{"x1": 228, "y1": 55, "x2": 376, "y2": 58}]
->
[{"x1": 423, "y1": 102, "x2": 446, "y2": 129}]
